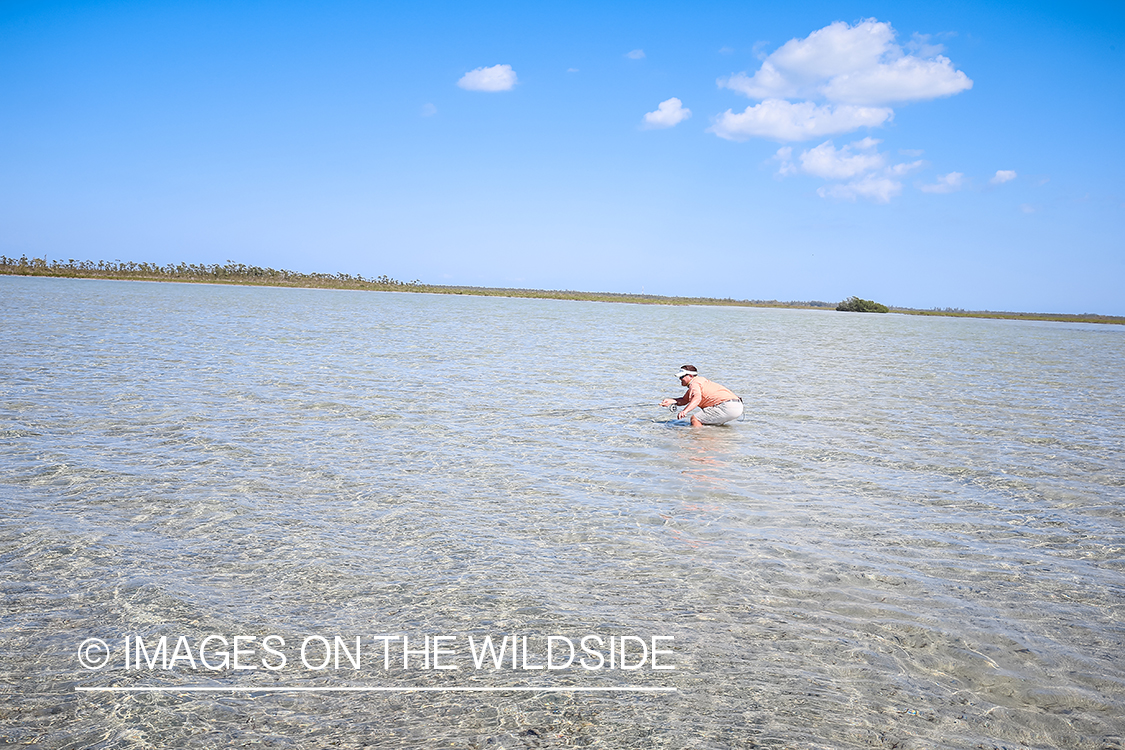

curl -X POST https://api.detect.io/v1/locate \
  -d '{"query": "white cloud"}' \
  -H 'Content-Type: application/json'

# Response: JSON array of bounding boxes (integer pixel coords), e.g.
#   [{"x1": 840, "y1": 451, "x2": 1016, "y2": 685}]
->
[
  {"x1": 714, "y1": 19, "x2": 971, "y2": 142},
  {"x1": 722, "y1": 64, "x2": 797, "y2": 100},
  {"x1": 770, "y1": 20, "x2": 893, "y2": 81},
  {"x1": 626, "y1": 49, "x2": 645, "y2": 60},
  {"x1": 710, "y1": 99, "x2": 893, "y2": 141},
  {"x1": 720, "y1": 19, "x2": 972, "y2": 105},
  {"x1": 420, "y1": 103, "x2": 437, "y2": 117},
  {"x1": 774, "y1": 146, "x2": 795, "y2": 174},
  {"x1": 643, "y1": 98, "x2": 692, "y2": 129},
  {"x1": 885, "y1": 159, "x2": 926, "y2": 176},
  {"x1": 774, "y1": 138, "x2": 926, "y2": 203},
  {"x1": 991, "y1": 170, "x2": 1017, "y2": 184},
  {"x1": 919, "y1": 172, "x2": 964, "y2": 193},
  {"x1": 567, "y1": 67, "x2": 579, "y2": 73},
  {"x1": 795, "y1": 138, "x2": 885, "y2": 179},
  {"x1": 821, "y1": 54, "x2": 973, "y2": 105},
  {"x1": 457, "y1": 64, "x2": 518, "y2": 92},
  {"x1": 818, "y1": 174, "x2": 903, "y2": 203}
]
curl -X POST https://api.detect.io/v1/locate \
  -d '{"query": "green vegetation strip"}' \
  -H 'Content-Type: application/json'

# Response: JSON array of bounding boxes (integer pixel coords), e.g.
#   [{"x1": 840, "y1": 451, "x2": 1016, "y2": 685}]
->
[{"x1": 2, "y1": 255, "x2": 1121, "y2": 324}]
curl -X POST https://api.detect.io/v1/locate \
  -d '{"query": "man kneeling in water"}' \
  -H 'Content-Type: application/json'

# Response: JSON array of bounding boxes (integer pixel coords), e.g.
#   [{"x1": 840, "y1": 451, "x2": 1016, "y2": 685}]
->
[{"x1": 660, "y1": 365, "x2": 743, "y2": 427}]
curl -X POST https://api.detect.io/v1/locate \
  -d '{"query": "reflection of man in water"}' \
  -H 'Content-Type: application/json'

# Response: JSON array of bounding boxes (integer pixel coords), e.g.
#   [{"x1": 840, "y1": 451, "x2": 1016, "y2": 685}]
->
[{"x1": 660, "y1": 365, "x2": 743, "y2": 427}]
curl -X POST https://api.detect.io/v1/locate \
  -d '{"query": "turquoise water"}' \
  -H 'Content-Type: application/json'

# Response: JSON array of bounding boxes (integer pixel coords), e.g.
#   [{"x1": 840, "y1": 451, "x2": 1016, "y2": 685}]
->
[{"x1": 2, "y1": 275, "x2": 1123, "y2": 748}]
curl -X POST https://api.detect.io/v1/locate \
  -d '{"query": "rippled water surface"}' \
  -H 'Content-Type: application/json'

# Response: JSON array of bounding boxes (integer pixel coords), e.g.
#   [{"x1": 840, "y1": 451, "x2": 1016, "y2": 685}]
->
[{"x1": 2, "y1": 276, "x2": 1123, "y2": 749}]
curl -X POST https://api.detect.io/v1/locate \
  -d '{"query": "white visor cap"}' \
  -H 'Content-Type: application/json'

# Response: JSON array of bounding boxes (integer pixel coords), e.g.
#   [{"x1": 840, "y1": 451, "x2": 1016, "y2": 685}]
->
[{"x1": 676, "y1": 369, "x2": 698, "y2": 379}]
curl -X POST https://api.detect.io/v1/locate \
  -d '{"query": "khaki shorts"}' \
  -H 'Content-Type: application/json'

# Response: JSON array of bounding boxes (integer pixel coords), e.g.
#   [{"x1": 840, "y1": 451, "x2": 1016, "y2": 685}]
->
[{"x1": 696, "y1": 399, "x2": 743, "y2": 425}]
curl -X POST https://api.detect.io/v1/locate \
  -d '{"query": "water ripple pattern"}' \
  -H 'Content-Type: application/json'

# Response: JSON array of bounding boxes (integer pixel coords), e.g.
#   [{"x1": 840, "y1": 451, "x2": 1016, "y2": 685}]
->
[{"x1": 2, "y1": 276, "x2": 1123, "y2": 749}]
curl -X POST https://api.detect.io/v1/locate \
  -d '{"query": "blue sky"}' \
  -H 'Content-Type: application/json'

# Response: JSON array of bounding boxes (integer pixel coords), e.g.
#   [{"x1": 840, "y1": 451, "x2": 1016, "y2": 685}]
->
[{"x1": 2, "y1": 1, "x2": 1122, "y2": 313}]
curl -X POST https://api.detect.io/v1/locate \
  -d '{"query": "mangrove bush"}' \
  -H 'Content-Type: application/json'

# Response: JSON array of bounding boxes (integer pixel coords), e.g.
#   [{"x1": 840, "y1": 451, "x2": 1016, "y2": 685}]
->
[{"x1": 837, "y1": 296, "x2": 889, "y2": 313}]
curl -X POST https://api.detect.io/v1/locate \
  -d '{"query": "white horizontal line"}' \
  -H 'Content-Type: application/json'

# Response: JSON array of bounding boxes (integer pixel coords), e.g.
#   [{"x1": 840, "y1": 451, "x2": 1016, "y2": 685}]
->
[{"x1": 76, "y1": 686, "x2": 677, "y2": 694}]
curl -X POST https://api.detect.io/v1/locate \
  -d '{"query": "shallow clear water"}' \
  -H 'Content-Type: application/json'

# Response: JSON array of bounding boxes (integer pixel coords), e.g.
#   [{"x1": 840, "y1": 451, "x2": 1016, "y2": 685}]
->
[{"x1": 2, "y1": 275, "x2": 1123, "y2": 749}]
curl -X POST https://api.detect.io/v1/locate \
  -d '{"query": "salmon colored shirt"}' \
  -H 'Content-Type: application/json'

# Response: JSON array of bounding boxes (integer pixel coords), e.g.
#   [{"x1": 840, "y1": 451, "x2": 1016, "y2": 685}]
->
[{"x1": 683, "y1": 376, "x2": 739, "y2": 408}]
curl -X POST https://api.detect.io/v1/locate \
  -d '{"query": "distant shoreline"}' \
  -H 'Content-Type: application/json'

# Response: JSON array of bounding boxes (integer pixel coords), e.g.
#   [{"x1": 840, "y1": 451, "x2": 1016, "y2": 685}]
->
[{"x1": 3, "y1": 255, "x2": 1122, "y2": 326}]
